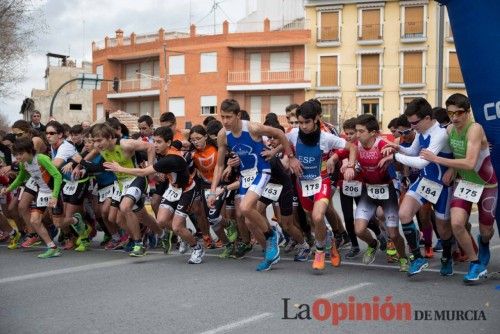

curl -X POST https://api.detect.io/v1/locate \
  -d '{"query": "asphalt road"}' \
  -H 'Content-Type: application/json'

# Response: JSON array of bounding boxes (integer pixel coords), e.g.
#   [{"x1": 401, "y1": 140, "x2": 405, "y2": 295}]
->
[{"x1": 1, "y1": 211, "x2": 499, "y2": 334}]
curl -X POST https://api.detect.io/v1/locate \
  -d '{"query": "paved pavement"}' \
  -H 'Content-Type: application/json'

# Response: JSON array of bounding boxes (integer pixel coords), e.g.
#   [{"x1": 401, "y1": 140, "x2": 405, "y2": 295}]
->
[{"x1": 1, "y1": 211, "x2": 499, "y2": 334}]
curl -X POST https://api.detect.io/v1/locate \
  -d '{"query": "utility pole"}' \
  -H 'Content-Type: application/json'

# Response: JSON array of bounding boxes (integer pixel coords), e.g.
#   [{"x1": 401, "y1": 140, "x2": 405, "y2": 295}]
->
[{"x1": 436, "y1": 4, "x2": 445, "y2": 107}]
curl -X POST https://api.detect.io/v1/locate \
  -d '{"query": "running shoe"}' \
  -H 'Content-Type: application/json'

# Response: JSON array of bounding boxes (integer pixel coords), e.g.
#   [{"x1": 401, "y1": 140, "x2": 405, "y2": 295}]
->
[
  {"x1": 62, "y1": 238, "x2": 75, "y2": 250},
  {"x1": 363, "y1": 240, "x2": 379, "y2": 265},
  {"x1": 463, "y1": 262, "x2": 487, "y2": 283},
  {"x1": 256, "y1": 255, "x2": 279, "y2": 272},
  {"x1": 215, "y1": 239, "x2": 224, "y2": 249},
  {"x1": 407, "y1": 256, "x2": 428, "y2": 276},
  {"x1": 188, "y1": 244, "x2": 205, "y2": 264},
  {"x1": 399, "y1": 257, "x2": 409, "y2": 272},
  {"x1": 330, "y1": 244, "x2": 341, "y2": 267},
  {"x1": 231, "y1": 242, "x2": 253, "y2": 259},
  {"x1": 203, "y1": 235, "x2": 215, "y2": 249},
  {"x1": 224, "y1": 221, "x2": 238, "y2": 243},
  {"x1": 179, "y1": 240, "x2": 189, "y2": 254},
  {"x1": 293, "y1": 243, "x2": 310, "y2": 262},
  {"x1": 129, "y1": 244, "x2": 146, "y2": 257},
  {"x1": 264, "y1": 229, "x2": 280, "y2": 262},
  {"x1": 104, "y1": 239, "x2": 121, "y2": 250},
  {"x1": 284, "y1": 240, "x2": 297, "y2": 253},
  {"x1": 7, "y1": 231, "x2": 21, "y2": 250},
  {"x1": 424, "y1": 245, "x2": 434, "y2": 259},
  {"x1": 37, "y1": 247, "x2": 61, "y2": 259},
  {"x1": 75, "y1": 239, "x2": 90, "y2": 252},
  {"x1": 377, "y1": 234, "x2": 387, "y2": 251},
  {"x1": 312, "y1": 251, "x2": 325, "y2": 271},
  {"x1": 160, "y1": 230, "x2": 173, "y2": 254},
  {"x1": 440, "y1": 257, "x2": 454, "y2": 276},
  {"x1": 345, "y1": 246, "x2": 360, "y2": 259},
  {"x1": 100, "y1": 234, "x2": 112, "y2": 247},
  {"x1": 433, "y1": 239, "x2": 443, "y2": 252},
  {"x1": 219, "y1": 242, "x2": 234, "y2": 259},
  {"x1": 335, "y1": 232, "x2": 351, "y2": 250},
  {"x1": 477, "y1": 234, "x2": 490, "y2": 266},
  {"x1": 386, "y1": 240, "x2": 398, "y2": 263},
  {"x1": 123, "y1": 239, "x2": 135, "y2": 252},
  {"x1": 21, "y1": 234, "x2": 41, "y2": 248}
]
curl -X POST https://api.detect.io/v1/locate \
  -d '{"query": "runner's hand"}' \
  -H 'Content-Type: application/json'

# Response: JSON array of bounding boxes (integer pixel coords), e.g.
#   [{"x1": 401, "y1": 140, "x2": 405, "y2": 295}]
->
[
  {"x1": 61, "y1": 162, "x2": 73, "y2": 174},
  {"x1": 326, "y1": 156, "x2": 335, "y2": 174},
  {"x1": 48, "y1": 197, "x2": 57, "y2": 208},
  {"x1": 288, "y1": 157, "x2": 303, "y2": 177},
  {"x1": 227, "y1": 156, "x2": 240, "y2": 168},
  {"x1": 103, "y1": 161, "x2": 122, "y2": 172},
  {"x1": 419, "y1": 149, "x2": 436, "y2": 162},
  {"x1": 442, "y1": 168, "x2": 456, "y2": 186},
  {"x1": 344, "y1": 167, "x2": 355, "y2": 181}
]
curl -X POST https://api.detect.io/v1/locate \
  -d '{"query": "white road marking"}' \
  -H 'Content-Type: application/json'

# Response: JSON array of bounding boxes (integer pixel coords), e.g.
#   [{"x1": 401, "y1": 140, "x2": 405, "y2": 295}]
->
[
  {"x1": 199, "y1": 313, "x2": 273, "y2": 334},
  {"x1": 317, "y1": 282, "x2": 373, "y2": 299}
]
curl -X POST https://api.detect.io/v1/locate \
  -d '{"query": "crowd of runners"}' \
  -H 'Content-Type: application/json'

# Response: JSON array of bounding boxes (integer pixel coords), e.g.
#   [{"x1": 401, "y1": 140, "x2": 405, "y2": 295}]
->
[{"x1": 0, "y1": 93, "x2": 496, "y2": 284}]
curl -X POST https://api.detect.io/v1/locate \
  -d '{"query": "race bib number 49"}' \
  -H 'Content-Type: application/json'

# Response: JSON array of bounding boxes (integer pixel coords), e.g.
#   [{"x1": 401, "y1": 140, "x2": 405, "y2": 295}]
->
[
  {"x1": 342, "y1": 181, "x2": 362, "y2": 197},
  {"x1": 416, "y1": 178, "x2": 443, "y2": 204},
  {"x1": 301, "y1": 177, "x2": 322, "y2": 197},
  {"x1": 453, "y1": 180, "x2": 484, "y2": 204},
  {"x1": 367, "y1": 184, "x2": 389, "y2": 200}
]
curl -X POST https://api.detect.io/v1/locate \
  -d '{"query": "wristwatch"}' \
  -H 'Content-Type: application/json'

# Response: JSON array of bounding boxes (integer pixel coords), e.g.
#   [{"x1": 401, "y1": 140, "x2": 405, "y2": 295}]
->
[{"x1": 287, "y1": 152, "x2": 295, "y2": 159}]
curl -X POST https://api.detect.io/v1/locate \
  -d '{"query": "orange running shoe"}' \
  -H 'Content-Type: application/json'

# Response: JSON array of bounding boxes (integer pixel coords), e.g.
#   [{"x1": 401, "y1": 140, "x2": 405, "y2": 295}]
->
[
  {"x1": 330, "y1": 244, "x2": 341, "y2": 267},
  {"x1": 215, "y1": 239, "x2": 224, "y2": 248},
  {"x1": 312, "y1": 250, "x2": 325, "y2": 271},
  {"x1": 424, "y1": 245, "x2": 434, "y2": 258},
  {"x1": 203, "y1": 235, "x2": 215, "y2": 249}
]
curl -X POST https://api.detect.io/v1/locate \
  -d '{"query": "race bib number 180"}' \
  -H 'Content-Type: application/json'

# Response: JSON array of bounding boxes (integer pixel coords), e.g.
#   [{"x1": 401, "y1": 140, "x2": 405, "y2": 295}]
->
[{"x1": 367, "y1": 184, "x2": 389, "y2": 200}]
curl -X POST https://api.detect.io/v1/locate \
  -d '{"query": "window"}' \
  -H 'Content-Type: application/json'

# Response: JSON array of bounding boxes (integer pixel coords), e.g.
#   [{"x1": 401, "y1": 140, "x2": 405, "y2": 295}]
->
[
  {"x1": 125, "y1": 63, "x2": 139, "y2": 80},
  {"x1": 125, "y1": 101, "x2": 158, "y2": 117},
  {"x1": 125, "y1": 101, "x2": 139, "y2": 116},
  {"x1": 402, "y1": 51, "x2": 424, "y2": 84},
  {"x1": 169, "y1": 55, "x2": 185, "y2": 75},
  {"x1": 270, "y1": 95, "x2": 291, "y2": 115},
  {"x1": 319, "y1": 55, "x2": 338, "y2": 87},
  {"x1": 95, "y1": 65, "x2": 103, "y2": 78},
  {"x1": 359, "y1": 8, "x2": 381, "y2": 41},
  {"x1": 320, "y1": 99, "x2": 338, "y2": 126},
  {"x1": 200, "y1": 52, "x2": 217, "y2": 73},
  {"x1": 401, "y1": 95, "x2": 425, "y2": 113},
  {"x1": 69, "y1": 104, "x2": 82, "y2": 111},
  {"x1": 96, "y1": 103, "x2": 104, "y2": 120},
  {"x1": 169, "y1": 97, "x2": 185, "y2": 117},
  {"x1": 201, "y1": 95, "x2": 217, "y2": 115},
  {"x1": 318, "y1": 11, "x2": 339, "y2": 42},
  {"x1": 448, "y1": 51, "x2": 464, "y2": 84},
  {"x1": 361, "y1": 98, "x2": 379, "y2": 121},
  {"x1": 270, "y1": 52, "x2": 290, "y2": 72},
  {"x1": 359, "y1": 54, "x2": 380, "y2": 86},
  {"x1": 403, "y1": 6, "x2": 424, "y2": 38}
]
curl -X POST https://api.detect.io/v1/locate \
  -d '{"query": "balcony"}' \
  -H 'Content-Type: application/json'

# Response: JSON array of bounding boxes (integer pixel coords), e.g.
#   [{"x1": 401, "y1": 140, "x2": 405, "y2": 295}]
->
[
  {"x1": 316, "y1": 26, "x2": 340, "y2": 47},
  {"x1": 357, "y1": 66, "x2": 382, "y2": 90},
  {"x1": 400, "y1": 67, "x2": 425, "y2": 88},
  {"x1": 358, "y1": 24, "x2": 383, "y2": 45},
  {"x1": 446, "y1": 66, "x2": 465, "y2": 88},
  {"x1": 401, "y1": 21, "x2": 426, "y2": 43},
  {"x1": 227, "y1": 69, "x2": 311, "y2": 91},
  {"x1": 107, "y1": 78, "x2": 162, "y2": 99},
  {"x1": 315, "y1": 71, "x2": 340, "y2": 91}
]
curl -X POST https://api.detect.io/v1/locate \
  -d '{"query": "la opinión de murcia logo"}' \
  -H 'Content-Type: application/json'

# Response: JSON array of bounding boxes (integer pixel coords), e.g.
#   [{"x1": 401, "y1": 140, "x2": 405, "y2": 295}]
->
[{"x1": 282, "y1": 296, "x2": 487, "y2": 326}]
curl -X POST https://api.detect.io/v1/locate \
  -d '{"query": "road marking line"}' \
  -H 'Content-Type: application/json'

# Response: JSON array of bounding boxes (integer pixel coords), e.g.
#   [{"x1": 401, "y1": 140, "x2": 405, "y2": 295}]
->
[
  {"x1": 317, "y1": 282, "x2": 373, "y2": 299},
  {"x1": 199, "y1": 313, "x2": 272, "y2": 334},
  {"x1": 490, "y1": 244, "x2": 500, "y2": 251},
  {"x1": 0, "y1": 254, "x2": 181, "y2": 284}
]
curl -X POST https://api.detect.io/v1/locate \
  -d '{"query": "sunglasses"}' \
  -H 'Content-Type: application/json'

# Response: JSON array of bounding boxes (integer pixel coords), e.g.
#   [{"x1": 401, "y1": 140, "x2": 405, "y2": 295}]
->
[
  {"x1": 46, "y1": 131, "x2": 58, "y2": 136},
  {"x1": 409, "y1": 118, "x2": 423, "y2": 126},
  {"x1": 447, "y1": 109, "x2": 467, "y2": 118},
  {"x1": 397, "y1": 129, "x2": 412, "y2": 135}
]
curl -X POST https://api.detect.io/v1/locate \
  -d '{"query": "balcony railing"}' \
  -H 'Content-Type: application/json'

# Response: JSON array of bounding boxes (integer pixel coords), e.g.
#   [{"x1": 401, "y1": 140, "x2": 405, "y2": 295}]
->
[
  {"x1": 227, "y1": 69, "x2": 310, "y2": 84},
  {"x1": 107, "y1": 78, "x2": 162, "y2": 93},
  {"x1": 358, "y1": 23, "x2": 382, "y2": 40},
  {"x1": 402, "y1": 21, "x2": 424, "y2": 38},
  {"x1": 447, "y1": 66, "x2": 464, "y2": 84},
  {"x1": 358, "y1": 66, "x2": 380, "y2": 86},
  {"x1": 316, "y1": 71, "x2": 339, "y2": 87},
  {"x1": 402, "y1": 67, "x2": 424, "y2": 84},
  {"x1": 317, "y1": 26, "x2": 339, "y2": 42}
]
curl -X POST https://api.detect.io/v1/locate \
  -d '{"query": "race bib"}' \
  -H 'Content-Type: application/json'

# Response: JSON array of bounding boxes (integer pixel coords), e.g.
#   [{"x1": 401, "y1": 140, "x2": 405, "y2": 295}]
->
[
  {"x1": 163, "y1": 184, "x2": 182, "y2": 202},
  {"x1": 241, "y1": 168, "x2": 257, "y2": 189},
  {"x1": 416, "y1": 178, "x2": 443, "y2": 204},
  {"x1": 111, "y1": 182, "x2": 122, "y2": 202},
  {"x1": 367, "y1": 184, "x2": 389, "y2": 200},
  {"x1": 454, "y1": 180, "x2": 484, "y2": 204},
  {"x1": 25, "y1": 177, "x2": 38, "y2": 191},
  {"x1": 301, "y1": 177, "x2": 322, "y2": 197},
  {"x1": 36, "y1": 191, "x2": 52, "y2": 207},
  {"x1": 262, "y1": 183, "x2": 283, "y2": 201},
  {"x1": 63, "y1": 181, "x2": 78, "y2": 196},
  {"x1": 342, "y1": 180, "x2": 362, "y2": 197},
  {"x1": 98, "y1": 184, "x2": 114, "y2": 202}
]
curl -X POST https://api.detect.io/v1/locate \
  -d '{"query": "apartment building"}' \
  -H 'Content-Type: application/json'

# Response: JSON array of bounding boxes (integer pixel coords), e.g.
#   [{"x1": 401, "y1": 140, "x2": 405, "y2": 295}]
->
[
  {"x1": 92, "y1": 19, "x2": 310, "y2": 127},
  {"x1": 305, "y1": 0, "x2": 466, "y2": 129}
]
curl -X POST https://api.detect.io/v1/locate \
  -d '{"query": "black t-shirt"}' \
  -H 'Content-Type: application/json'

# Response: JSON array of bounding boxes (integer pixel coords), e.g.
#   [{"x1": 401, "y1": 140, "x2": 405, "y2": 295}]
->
[
  {"x1": 0, "y1": 143, "x2": 12, "y2": 166},
  {"x1": 153, "y1": 155, "x2": 190, "y2": 189}
]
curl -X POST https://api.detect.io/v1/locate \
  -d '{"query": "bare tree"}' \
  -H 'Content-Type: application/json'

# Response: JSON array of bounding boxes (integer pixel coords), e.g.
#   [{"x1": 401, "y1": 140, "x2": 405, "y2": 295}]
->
[{"x1": 0, "y1": 0, "x2": 43, "y2": 99}]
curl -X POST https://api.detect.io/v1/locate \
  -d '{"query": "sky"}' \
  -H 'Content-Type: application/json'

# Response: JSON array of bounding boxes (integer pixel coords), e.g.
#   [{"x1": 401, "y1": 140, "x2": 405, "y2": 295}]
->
[{"x1": 0, "y1": 0, "x2": 248, "y2": 124}]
